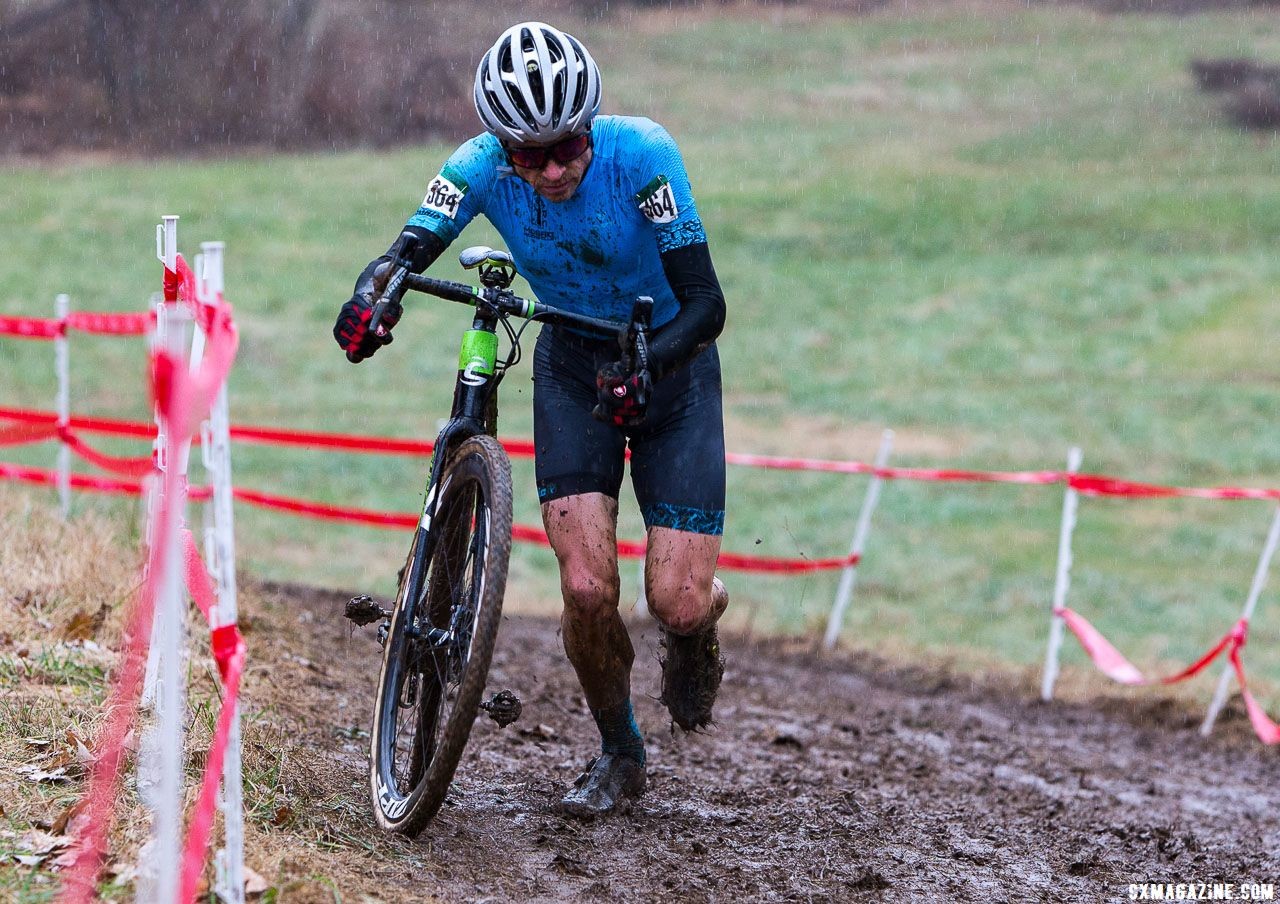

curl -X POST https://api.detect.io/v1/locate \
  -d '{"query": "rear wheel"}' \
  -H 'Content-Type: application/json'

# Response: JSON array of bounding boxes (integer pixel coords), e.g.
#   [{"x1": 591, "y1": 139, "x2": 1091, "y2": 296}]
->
[{"x1": 369, "y1": 435, "x2": 512, "y2": 835}]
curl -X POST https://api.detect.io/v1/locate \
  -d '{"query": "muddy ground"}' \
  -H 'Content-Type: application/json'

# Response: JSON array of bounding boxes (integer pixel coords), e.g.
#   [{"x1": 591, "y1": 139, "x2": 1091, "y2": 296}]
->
[{"x1": 246, "y1": 582, "x2": 1280, "y2": 903}]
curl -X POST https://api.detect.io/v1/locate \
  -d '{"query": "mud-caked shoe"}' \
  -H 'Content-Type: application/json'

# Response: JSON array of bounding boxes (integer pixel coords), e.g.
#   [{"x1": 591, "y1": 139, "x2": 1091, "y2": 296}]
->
[
  {"x1": 559, "y1": 753, "x2": 646, "y2": 818},
  {"x1": 660, "y1": 623, "x2": 725, "y2": 732}
]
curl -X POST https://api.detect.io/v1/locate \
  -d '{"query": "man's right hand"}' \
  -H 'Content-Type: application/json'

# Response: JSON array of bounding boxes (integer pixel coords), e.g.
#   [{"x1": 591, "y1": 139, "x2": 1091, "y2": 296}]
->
[{"x1": 333, "y1": 293, "x2": 400, "y2": 363}]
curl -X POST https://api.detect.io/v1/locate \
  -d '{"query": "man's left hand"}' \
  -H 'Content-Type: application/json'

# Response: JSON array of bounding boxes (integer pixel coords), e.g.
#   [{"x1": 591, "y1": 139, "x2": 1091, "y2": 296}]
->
[{"x1": 593, "y1": 362, "x2": 651, "y2": 427}]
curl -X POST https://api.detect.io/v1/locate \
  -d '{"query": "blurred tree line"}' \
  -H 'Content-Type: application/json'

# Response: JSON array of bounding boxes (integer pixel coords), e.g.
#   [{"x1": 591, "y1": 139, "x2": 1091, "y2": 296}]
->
[{"x1": 0, "y1": 0, "x2": 700, "y2": 155}]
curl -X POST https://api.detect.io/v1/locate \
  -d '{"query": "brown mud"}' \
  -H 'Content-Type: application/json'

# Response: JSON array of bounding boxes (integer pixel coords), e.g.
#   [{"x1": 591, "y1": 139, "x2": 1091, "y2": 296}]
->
[{"x1": 253, "y1": 582, "x2": 1280, "y2": 903}]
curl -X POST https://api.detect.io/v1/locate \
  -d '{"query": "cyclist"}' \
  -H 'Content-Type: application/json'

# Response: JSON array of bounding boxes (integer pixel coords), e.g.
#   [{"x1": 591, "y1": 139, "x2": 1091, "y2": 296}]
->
[{"x1": 334, "y1": 21, "x2": 728, "y2": 817}]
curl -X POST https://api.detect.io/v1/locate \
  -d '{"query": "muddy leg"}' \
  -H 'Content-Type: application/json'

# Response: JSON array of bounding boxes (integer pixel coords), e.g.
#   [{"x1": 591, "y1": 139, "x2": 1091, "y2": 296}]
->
[
  {"x1": 644, "y1": 527, "x2": 725, "y2": 636},
  {"x1": 542, "y1": 492, "x2": 632, "y2": 708}
]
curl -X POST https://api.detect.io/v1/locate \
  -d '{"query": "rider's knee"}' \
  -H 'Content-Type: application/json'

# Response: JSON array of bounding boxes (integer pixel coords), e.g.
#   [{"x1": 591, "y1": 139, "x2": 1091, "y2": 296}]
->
[
  {"x1": 648, "y1": 576, "x2": 725, "y2": 636},
  {"x1": 560, "y1": 569, "x2": 620, "y2": 622},
  {"x1": 646, "y1": 588, "x2": 705, "y2": 636}
]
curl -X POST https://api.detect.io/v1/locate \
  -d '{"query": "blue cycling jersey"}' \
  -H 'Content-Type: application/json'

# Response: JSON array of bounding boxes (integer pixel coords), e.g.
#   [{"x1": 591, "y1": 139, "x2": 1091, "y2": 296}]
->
[{"x1": 406, "y1": 115, "x2": 707, "y2": 331}]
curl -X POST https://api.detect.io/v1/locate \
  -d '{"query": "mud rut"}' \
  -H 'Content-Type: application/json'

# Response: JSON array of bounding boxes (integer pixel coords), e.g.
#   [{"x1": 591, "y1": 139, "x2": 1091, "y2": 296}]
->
[{"x1": 258, "y1": 584, "x2": 1280, "y2": 903}]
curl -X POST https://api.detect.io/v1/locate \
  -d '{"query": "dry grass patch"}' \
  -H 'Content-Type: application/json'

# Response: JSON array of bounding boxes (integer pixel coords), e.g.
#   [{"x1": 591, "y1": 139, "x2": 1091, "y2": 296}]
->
[{"x1": 0, "y1": 489, "x2": 430, "y2": 900}]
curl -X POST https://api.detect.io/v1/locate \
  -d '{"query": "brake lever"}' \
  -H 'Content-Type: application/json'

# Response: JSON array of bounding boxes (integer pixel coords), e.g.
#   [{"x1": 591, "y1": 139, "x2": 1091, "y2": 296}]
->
[
  {"x1": 625, "y1": 296, "x2": 654, "y2": 403},
  {"x1": 369, "y1": 234, "x2": 421, "y2": 338}
]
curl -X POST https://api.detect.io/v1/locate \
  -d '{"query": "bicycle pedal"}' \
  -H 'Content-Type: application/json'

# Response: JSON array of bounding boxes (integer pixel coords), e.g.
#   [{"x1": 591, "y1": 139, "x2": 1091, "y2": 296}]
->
[
  {"x1": 479, "y1": 690, "x2": 522, "y2": 727},
  {"x1": 344, "y1": 595, "x2": 390, "y2": 627}
]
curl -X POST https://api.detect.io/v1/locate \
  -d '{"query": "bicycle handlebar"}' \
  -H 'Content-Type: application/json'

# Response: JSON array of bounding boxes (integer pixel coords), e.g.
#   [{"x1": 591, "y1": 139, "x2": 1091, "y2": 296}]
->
[{"x1": 370, "y1": 262, "x2": 634, "y2": 340}]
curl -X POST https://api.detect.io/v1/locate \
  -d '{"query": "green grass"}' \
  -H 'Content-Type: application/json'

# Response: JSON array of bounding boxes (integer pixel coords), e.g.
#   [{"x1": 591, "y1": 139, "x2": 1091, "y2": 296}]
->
[{"x1": 3, "y1": 2, "x2": 1280, "y2": 701}]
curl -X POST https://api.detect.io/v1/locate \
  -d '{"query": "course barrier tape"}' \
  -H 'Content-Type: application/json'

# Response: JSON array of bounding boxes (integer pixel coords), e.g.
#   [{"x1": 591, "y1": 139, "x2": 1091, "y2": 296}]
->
[
  {"x1": 61, "y1": 329, "x2": 204, "y2": 900},
  {"x1": 1, "y1": 460, "x2": 858, "y2": 575},
  {"x1": 0, "y1": 310, "x2": 153, "y2": 339},
  {"x1": 9, "y1": 403, "x2": 1280, "y2": 501},
  {"x1": 0, "y1": 460, "x2": 150, "y2": 497},
  {"x1": 67, "y1": 311, "x2": 153, "y2": 336},
  {"x1": 0, "y1": 420, "x2": 59, "y2": 447},
  {"x1": 0, "y1": 314, "x2": 62, "y2": 339},
  {"x1": 1069, "y1": 473, "x2": 1280, "y2": 502},
  {"x1": 1053, "y1": 607, "x2": 1279, "y2": 744},
  {"x1": 60, "y1": 252, "x2": 242, "y2": 903},
  {"x1": 7, "y1": 261, "x2": 1280, "y2": 749},
  {"x1": 57, "y1": 427, "x2": 154, "y2": 478},
  {"x1": 0, "y1": 406, "x2": 160, "y2": 440},
  {"x1": 179, "y1": 529, "x2": 247, "y2": 904},
  {"x1": 59, "y1": 485, "x2": 170, "y2": 903}
]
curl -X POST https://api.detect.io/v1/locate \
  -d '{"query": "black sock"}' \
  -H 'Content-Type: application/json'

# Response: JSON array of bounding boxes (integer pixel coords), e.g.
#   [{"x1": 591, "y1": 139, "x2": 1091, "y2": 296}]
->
[{"x1": 590, "y1": 698, "x2": 645, "y2": 766}]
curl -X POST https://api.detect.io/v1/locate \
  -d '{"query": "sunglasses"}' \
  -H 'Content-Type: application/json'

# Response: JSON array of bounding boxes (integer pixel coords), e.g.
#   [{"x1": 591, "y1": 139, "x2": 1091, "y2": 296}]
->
[{"x1": 504, "y1": 132, "x2": 592, "y2": 169}]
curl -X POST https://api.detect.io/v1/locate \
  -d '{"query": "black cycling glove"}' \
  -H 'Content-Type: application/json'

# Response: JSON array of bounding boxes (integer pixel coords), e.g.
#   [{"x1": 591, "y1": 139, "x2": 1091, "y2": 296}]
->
[
  {"x1": 593, "y1": 361, "x2": 652, "y2": 427},
  {"x1": 334, "y1": 293, "x2": 400, "y2": 363}
]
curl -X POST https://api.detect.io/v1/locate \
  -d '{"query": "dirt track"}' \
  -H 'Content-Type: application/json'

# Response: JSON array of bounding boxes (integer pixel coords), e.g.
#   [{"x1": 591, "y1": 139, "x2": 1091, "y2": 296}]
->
[{"x1": 252, "y1": 583, "x2": 1280, "y2": 903}]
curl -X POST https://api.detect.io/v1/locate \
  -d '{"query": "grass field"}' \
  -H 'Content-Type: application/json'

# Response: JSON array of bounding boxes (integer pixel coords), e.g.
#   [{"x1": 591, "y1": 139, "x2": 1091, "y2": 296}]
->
[{"x1": 3, "y1": 1, "x2": 1280, "y2": 699}]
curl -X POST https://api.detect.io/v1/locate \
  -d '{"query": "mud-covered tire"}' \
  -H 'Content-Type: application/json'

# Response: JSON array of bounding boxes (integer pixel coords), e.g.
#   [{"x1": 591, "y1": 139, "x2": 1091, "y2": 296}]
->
[{"x1": 369, "y1": 435, "x2": 512, "y2": 836}]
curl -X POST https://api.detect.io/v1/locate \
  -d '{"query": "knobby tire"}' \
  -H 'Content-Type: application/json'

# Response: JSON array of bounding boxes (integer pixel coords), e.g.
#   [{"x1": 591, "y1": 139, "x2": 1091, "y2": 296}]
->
[{"x1": 369, "y1": 435, "x2": 513, "y2": 835}]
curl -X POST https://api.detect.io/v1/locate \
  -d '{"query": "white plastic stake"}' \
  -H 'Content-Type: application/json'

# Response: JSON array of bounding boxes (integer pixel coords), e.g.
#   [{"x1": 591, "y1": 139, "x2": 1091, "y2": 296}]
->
[
  {"x1": 1041, "y1": 447, "x2": 1083, "y2": 701},
  {"x1": 139, "y1": 303, "x2": 191, "y2": 904},
  {"x1": 1200, "y1": 503, "x2": 1280, "y2": 737},
  {"x1": 201, "y1": 240, "x2": 246, "y2": 904},
  {"x1": 142, "y1": 299, "x2": 194, "y2": 706},
  {"x1": 141, "y1": 296, "x2": 169, "y2": 707},
  {"x1": 157, "y1": 215, "x2": 178, "y2": 271},
  {"x1": 54, "y1": 293, "x2": 70, "y2": 519},
  {"x1": 823, "y1": 429, "x2": 894, "y2": 651},
  {"x1": 188, "y1": 252, "x2": 209, "y2": 370}
]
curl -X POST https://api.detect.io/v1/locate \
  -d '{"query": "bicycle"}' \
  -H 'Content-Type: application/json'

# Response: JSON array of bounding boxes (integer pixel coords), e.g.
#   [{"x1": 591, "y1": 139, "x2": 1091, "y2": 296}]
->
[{"x1": 345, "y1": 240, "x2": 653, "y2": 836}]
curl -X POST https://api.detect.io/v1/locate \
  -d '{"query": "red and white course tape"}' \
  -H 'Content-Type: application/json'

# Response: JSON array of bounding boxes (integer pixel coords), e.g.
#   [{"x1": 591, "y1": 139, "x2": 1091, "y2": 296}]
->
[{"x1": 1054, "y1": 608, "x2": 1279, "y2": 743}]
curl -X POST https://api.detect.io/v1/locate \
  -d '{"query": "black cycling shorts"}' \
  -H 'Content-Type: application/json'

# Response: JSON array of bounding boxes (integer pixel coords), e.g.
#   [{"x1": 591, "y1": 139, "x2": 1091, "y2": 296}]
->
[{"x1": 532, "y1": 326, "x2": 725, "y2": 535}]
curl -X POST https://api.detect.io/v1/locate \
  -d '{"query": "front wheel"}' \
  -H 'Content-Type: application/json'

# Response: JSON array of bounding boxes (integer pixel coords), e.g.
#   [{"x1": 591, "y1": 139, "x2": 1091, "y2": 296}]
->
[{"x1": 369, "y1": 434, "x2": 513, "y2": 835}]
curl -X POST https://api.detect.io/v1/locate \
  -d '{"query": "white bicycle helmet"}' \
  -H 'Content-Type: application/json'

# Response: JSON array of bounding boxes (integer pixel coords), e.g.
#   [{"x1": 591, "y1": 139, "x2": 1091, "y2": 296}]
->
[{"x1": 473, "y1": 21, "x2": 602, "y2": 145}]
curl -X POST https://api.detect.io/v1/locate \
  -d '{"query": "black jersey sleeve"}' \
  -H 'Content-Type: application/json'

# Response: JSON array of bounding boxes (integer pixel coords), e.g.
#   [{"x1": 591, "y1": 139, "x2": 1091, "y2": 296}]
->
[
  {"x1": 351, "y1": 225, "x2": 447, "y2": 299},
  {"x1": 648, "y1": 241, "x2": 726, "y2": 380}
]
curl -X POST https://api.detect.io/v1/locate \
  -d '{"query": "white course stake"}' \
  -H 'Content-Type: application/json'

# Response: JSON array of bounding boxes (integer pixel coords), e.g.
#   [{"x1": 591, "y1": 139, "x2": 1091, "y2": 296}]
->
[
  {"x1": 201, "y1": 240, "x2": 246, "y2": 904},
  {"x1": 140, "y1": 217, "x2": 190, "y2": 904},
  {"x1": 823, "y1": 429, "x2": 894, "y2": 651},
  {"x1": 1041, "y1": 447, "x2": 1083, "y2": 702},
  {"x1": 140, "y1": 300, "x2": 191, "y2": 904},
  {"x1": 142, "y1": 216, "x2": 180, "y2": 707},
  {"x1": 1200, "y1": 503, "x2": 1280, "y2": 737},
  {"x1": 54, "y1": 293, "x2": 71, "y2": 519}
]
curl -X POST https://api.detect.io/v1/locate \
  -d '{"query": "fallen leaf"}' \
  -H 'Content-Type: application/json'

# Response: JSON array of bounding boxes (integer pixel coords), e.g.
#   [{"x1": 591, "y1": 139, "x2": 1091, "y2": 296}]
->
[
  {"x1": 51, "y1": 847, "x2": 80, "y2": 870},
  {"x1": 518, "y1": 723, "x2": 559, "y2": 741},
  {"x1": 106, "y1": 860, "x2": 139, "y2": 883},
  {"x1": 66, "y1": 729, "x2": 94, "y2": 764},
  {"x1": 19, "y1": 764, "x2": 72, "y2": 784},
  {"x1": 14, "y1": 853, "x2": 46, "y2": 867},
  {"x1": 25, "y1": 830, "x2": 72, "y2": 857},
  {"x1": 270, "y1": 804, "x2": 294, "y2": 826},
  {"x1": 22, "y1": 737, "x2": 52, "y2": 750},
  {"x1": 49, "y1": 799, "x2": 88, "y2": 836},
  {"x1": 61, "y1": 606, "x2": 106, "y2": 642},
  {"x1": 244, "y1": 865, "x2": 269, "y2": 897}
]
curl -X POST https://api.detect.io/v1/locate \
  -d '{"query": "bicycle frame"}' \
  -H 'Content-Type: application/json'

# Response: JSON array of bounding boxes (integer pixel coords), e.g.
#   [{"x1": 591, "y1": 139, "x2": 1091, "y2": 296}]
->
[{"x1": 396, "y1": 307, "x2": 504, "y2": 657}]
